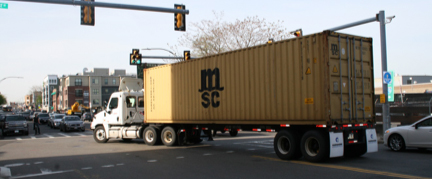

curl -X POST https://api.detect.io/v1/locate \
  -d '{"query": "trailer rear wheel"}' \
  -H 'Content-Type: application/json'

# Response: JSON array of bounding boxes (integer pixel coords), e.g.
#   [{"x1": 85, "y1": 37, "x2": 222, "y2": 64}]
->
[
  {"x1": 94, "y1": 126, "x2": 108, "y2": 143},
  {"x1": 274, "y1": 130, "x2": 302, "y2": 160},
  {"x1": 162, "y1": 126, "x2": 177, "y2": 146},
  {"x1": 229, "y1": 130, "x2": 238, "y2": 137},
  {"x1": 344, "y1": 143, "x2": 367, "y2": 157},
  {"x1": 144, "y1": 126, "x2": 159, "y2": 146},
  {"x1": 300, "y1": 130, "x2": 329, "y2": 162}
]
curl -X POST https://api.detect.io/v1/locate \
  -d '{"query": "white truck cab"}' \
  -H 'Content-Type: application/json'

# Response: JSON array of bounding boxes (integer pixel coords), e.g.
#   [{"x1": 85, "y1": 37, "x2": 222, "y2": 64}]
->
[{"x1": 91, "y1": 77, "x2": 145, "y2": 143}]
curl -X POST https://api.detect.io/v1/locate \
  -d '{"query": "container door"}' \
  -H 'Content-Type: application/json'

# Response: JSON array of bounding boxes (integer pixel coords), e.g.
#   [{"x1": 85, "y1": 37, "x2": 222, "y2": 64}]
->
[{"x1": 329, "y1": 35, "x2": 374, "y2": 124}]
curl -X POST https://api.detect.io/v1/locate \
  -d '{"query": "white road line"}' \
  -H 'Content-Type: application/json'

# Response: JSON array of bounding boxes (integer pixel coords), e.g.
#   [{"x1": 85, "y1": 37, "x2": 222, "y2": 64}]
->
[
  {"x1": 58, "y1": 133, "x2": 71, "y2": 137},
  {"x1": 44, "y1": 134, "x2": 54, "y2": 138},
  {"x1": 176, "y1": 156, "x2": 184, "y2": 159},
  {"x1": 81, "y1": 167, "x2": 92, "y2": 170},
  {"x1": 116, "y1": 163, "x2": 124, "y2": 166},
  {"x1": 101, "y1": 165, "x2": 114, "y2": 168},
  {"x1": 16, "y1": 138, "x2": 22, "y2": 141},
  {"x1": 4, "y1": 163, "x2": 24, "y2": 167},
  {"x1": 73, "y1": 133, "x2": 86, "y2": 137},
  {"x1": 34, "y1": 162, "x2": 43, "y2": 165},
  {"x1": 226, "y1": 151, "x2": 234, "y2": 153},
  {"x1": 10, "y1": 169, "x2": 74, "y2": 179},
  {"x1": 147, "y1": 160, "x2": 157, "y2": 163},
  {"x1": 30, "y1": 136, "x2": 36, "y2": 139},
  {"x1": 203, "y1": 153, "x2": 213, "y2": 156}
]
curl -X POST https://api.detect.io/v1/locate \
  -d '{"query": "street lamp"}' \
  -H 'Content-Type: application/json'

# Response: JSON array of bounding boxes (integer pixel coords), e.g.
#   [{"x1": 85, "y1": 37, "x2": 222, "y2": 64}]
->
[{"x1": 0, "y1": 76, "x2": 23, "y2": 83}]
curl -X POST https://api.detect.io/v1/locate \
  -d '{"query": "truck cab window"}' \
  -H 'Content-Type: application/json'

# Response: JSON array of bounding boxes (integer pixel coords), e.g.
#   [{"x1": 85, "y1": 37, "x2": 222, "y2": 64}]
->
[
  {"x1": 126, "y1": 96, "x2": 136, "y2": 108},
  {"x1": 138, "y1": 96, "x2": 144, "y2": 107},
  {"x1": 108, "y1": 98, "x2": 118, "y2": 109}
]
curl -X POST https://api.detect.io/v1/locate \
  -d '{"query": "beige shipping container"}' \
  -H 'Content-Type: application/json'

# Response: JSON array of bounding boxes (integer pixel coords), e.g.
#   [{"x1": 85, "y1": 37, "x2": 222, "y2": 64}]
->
[{"x1": 144, "y1": 31, "x2": 375, "y2": 126}]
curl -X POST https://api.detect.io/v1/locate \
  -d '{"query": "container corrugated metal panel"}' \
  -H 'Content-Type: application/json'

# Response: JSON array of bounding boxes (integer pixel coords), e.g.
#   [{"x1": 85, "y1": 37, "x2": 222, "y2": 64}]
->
[{"x1": 144, "y1": 31, "x2": 374, "y2": 125}]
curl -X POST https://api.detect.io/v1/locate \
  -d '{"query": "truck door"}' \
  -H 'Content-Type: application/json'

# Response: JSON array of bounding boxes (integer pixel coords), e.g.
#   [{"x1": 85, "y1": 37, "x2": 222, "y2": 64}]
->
[
  {"x1": 329, "y1": 35, "x2": 374, "y2": 124},
  {"x1": 106, "y1": 97, "x2": 121, "y2": 124}
]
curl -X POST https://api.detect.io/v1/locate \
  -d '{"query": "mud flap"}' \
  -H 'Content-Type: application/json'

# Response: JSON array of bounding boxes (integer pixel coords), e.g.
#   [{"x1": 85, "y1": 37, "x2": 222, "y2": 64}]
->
[
  {"x1": 366, "y1": 129, "x2": 378, "y2": 153},
  {"x1": 329, "y1": 132, "x2": 344, "y2": 158}
]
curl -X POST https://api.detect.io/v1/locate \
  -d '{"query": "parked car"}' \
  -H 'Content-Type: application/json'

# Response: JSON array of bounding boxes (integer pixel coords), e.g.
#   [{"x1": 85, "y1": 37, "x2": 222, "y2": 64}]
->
[
  {"x1": 30, "y1": 112, "x2": 39, "y2": 121},
  {"x1": 384, "y1": 115, "x2": 432, "y2": 151},
  {"x1": 49, "y1": 114, "x2": 65, "y2": 129},
  {"x1": 37, "y1": 113, "x2": 50, "y2": 124},
  {"x1": 1, "y1": 115, "x2": 29, "y2": 136},
  {"x1": 81, "y1": 112, "x2": 93, "y2": 122},
  {"x1": 60, "y1": 115, "x2": 85, "y2": 132}
]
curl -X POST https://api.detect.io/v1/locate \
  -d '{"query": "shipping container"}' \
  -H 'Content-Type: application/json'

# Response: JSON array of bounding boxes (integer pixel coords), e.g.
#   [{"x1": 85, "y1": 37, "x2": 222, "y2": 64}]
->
[{"x1": 144, "y1": 31, "x2": 375, "y2": 126}]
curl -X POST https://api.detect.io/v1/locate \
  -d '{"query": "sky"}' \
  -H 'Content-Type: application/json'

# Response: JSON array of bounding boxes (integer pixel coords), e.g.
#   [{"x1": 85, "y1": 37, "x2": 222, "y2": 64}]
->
[{"x1": 0, "y1": 0, "x2": 431, "y2": 102}]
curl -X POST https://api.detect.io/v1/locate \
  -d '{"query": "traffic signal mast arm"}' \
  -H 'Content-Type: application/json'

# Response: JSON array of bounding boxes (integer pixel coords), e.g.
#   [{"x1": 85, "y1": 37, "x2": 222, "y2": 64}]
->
[{"x1": 5, "y1": 0, "x2": 189, "y2": 14}]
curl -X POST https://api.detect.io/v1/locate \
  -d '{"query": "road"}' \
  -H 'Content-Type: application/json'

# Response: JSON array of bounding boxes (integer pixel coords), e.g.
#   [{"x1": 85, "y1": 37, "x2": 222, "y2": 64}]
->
[{"x1": 0, "y1": 122, "x2": 431, "y2": 179}]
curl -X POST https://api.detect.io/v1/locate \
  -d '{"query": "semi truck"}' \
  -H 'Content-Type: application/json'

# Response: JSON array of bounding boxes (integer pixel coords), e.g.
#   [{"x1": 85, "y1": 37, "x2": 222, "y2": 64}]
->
[{"x1": 91, "y1": 31, "x2": 378, "y2": 162}]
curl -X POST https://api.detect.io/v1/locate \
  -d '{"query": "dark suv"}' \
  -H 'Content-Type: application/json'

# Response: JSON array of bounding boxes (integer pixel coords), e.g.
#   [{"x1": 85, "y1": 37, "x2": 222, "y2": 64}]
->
[
  {"x1": 1, "y1": 115, "x2": 29, "y2": 136},
  {"x1": 37, "y1": 113, "x2": 50, "y2": 124}
]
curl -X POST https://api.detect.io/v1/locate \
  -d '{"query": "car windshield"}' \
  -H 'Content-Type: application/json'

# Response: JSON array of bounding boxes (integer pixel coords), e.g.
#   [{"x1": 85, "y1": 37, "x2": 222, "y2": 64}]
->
[
  {"x1": 38, "y1": 114, "x2": 49, "y2": 117},
  {"x1": 55, "y1": 115, "x2": 65, "y2": 119},
  {"x1": 65, "y1": 117, "x2": 80, "y2": 121},
  {"x1": 6, "y1": 116, "x2": 25, "y2": 121}
]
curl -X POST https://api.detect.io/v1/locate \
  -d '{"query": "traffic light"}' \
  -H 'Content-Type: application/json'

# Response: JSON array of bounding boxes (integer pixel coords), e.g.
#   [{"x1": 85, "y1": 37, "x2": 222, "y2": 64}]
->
[
  {"x1": 293, "y1": 29, "x2": 302, "y2": 37},
  {"x1": 80, "y1": 0, "x2": 95, "y2": 26},
  {"x1": 184, "y1": 50, "x2": 190, "y2": 61},
  {"x1": 130, "y1": 49, "x2": 142, "y2": 65},
  {"x1": 267, "y1": 38, "x2": 274, "y2": 44},
  {"x1": 174, "y1": 4, "x2": 186, "y2": 31}
]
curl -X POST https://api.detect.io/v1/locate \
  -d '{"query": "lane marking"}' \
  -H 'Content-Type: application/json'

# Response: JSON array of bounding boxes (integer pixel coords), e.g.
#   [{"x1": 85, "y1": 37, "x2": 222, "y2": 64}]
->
[
  {"x1": 34, "y1": 162, "x2": 43, "y2": 165},
  {"x1": 226, "y1": 151, "x2": 234, "y2": 153},
  {"x1": 16, "y1": 138, "x2": 22, "y2": 141},
  {"x1": 58, "y1": 133, "x2": 71, "y2": 137},
  {"x1": 81, "y1": 167, "x2": 92, "y2": 170},
  {"x1": 176, "y1": 156, "x2": 184, "y2": 159},
  {"x1": 253, "y1": 155, "x2": 432, "y2": 179},
  {"x1": 44, "y1": 134, "x2": 54, "y2": 138},
  {"x1": 30, "y1": 136, "x2": 36, "y2": 139},
  {"x1": 147, "y1": 160, "x2": 157, "y2": 163},
  {"x1": 73, "y1": 132, "x2": 86, "y2": 137},
  {"x1": 116, "y1": 163, "x2": 124, "y2": 166},
  {"x1": 10, "y1": 169, "x2": 73, "y2": 179},
  {"x1": 4, "y1": 163, "x2": 24, "y2": 167},
  {"x1": 203, "y1": 153, "x2": 213, "y2": 156},
  {"x1": 101, "y1": 165, "x2": 114, "y2": 168}
]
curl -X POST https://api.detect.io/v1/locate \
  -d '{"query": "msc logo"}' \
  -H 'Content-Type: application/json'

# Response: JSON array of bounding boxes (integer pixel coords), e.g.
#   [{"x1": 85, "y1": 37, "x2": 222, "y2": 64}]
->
[
  {"x1": 198, "y1": 68, "x2": 224, "y2": 108},
  {"x1": 335, "y1": 137, "x2": 339, "y2": 143},
  {"x1": 331, "y1": 44, "x2": 339, "y2": 56}
]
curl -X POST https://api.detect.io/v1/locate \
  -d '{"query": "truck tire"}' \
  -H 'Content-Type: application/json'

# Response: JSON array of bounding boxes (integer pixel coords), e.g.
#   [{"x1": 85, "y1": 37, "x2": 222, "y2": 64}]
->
[
  {"x1": 229, "y1": 130, "x2": 238, "y2": 137},
  {"x1": 94, "y1": 126, "x2": 109, "y2": 143},
  {"x1": 300, "y1": 130, "x2": 329, "y2": 162},
  {"x1": 274, "y1": 130, "x2": 302, "y2": 160},
  {"x1": 144, "y1": 126, "x2": 159, "y2": 146},
  {"x1": 161, "y1": 126, "x2": 177, "y2": 146},
  {"x1": 344, "y1": 143, "x2": 367, "y2": 158}
]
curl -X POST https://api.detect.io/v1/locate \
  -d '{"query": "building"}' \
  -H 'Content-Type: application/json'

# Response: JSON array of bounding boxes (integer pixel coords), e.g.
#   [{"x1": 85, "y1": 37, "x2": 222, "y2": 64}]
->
[
  {"x1": 24, "y1": 94, "x2": 32, "y2": 108},
  {"x1": 42, "y1": 75, "x2": 59, "y2": 112},
  {"x1": 57, "y1": 68, "x2": 135, "y2": 112}
]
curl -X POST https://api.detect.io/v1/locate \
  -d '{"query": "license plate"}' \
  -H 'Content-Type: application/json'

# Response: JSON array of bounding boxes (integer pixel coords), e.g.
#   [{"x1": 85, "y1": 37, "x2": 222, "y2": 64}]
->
[
  {"x1": 348, "y1": 133, "x2": 354, "y2": 140},
  {"x1": 15, "y1": 130, "x2": 19, "y2": 133}
]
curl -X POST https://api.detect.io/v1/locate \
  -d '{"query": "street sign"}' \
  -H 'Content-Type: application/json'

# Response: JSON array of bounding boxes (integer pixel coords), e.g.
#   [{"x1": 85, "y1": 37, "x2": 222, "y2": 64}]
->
[
  {"x1": 383, "y1": 71, "x2": 392, "y2": 84},
  {"x1": 0, "y1": 3, "x2": 8, "y2": 9},
  {"x1": 388, "y1": 71, "x2": 395, "y2": 102}
]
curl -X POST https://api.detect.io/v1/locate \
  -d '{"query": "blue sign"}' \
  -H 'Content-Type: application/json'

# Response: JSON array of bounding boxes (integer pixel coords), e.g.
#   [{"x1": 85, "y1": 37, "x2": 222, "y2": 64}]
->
[{"x1": 383, "y1": 71, "x2": 392, "y2": 84}]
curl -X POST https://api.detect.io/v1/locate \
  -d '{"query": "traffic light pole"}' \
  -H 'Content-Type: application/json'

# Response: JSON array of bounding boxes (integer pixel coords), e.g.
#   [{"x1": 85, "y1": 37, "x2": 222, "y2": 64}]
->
[
  {"x1": 326, "y1": 10, "x2": 394, "y2": 132},
  {"x1": 141, "y1": 56, "x2": 183, "y2": 59},
  {"x1": 5, "y1": 0, "x2": 189, "y2": 14}
]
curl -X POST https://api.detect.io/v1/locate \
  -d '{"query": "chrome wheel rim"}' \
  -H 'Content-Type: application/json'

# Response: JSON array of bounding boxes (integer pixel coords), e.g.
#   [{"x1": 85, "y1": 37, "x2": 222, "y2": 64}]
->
[
  {"x1": 390, "y1": 136, "x2": 402, "y2": 151},
  {"x1": 96, "y1": 128, "x2": 106, "y2": 141},
  {"x1": 145, "y1": 130, "x2": 154, "y2": 143},
  {"x1": 164, "y1": 131, "x2": 173, "y2": 143}
]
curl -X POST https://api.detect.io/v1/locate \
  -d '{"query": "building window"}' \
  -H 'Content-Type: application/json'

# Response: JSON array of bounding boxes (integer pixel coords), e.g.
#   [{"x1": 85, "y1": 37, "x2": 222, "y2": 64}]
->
[
  {"x1": 93, "y1": 89, "x2": 99, "y2": 95},
  {"x1": 104, "y1": 79, "x2": 108, "y2": 85},
  {"x1": 92, "y1": 78, "x2": 99, "y2": 84},
  {"x1": 93, "y1": 99, "x2": 100, "y2": 105},
  {"x1": 75, "y1": 78, "x2": 82, "y2": 86},
  {"x1": 75, "y1": 89, "x2": 83, "y2": 97},
  {"x1": 65, "y1": 90, "x2": 68, "y2": 95},
  {"x1": 105, "y1": 89, "x2": 108, "y2": 93},
  {"x1": 76, "y1": 100, "x2": 83, "y2": 104},
  {"x1": 113, "y1": 79, "x2": 116, "y2": 85}
]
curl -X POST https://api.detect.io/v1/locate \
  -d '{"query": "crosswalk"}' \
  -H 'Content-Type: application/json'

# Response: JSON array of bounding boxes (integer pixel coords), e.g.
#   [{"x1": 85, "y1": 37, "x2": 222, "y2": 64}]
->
[{"x1": 3, "y1": 131, "x2": 93, "y2": 141}]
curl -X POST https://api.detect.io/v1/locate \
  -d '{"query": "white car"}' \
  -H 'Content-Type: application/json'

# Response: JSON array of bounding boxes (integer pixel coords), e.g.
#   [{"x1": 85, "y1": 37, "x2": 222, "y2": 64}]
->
[{"x1": 384, "y1": 116, "x2": 432, "y2": 151}]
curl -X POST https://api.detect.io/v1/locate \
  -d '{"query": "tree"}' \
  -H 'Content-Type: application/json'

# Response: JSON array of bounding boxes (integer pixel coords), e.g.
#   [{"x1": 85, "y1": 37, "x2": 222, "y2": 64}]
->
[
  {"x1": 0, "y1": 93, "x2": 6, "y2": 105},
  {"x1": 28, "y1": 85, "x2": 42, "y2": 95},
  {"x1": 35, "y1": 95, "x2": 42, "y2": 109},
  {"x1": 177, "y1": 12, "x2": 292, "y2": 59}
]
